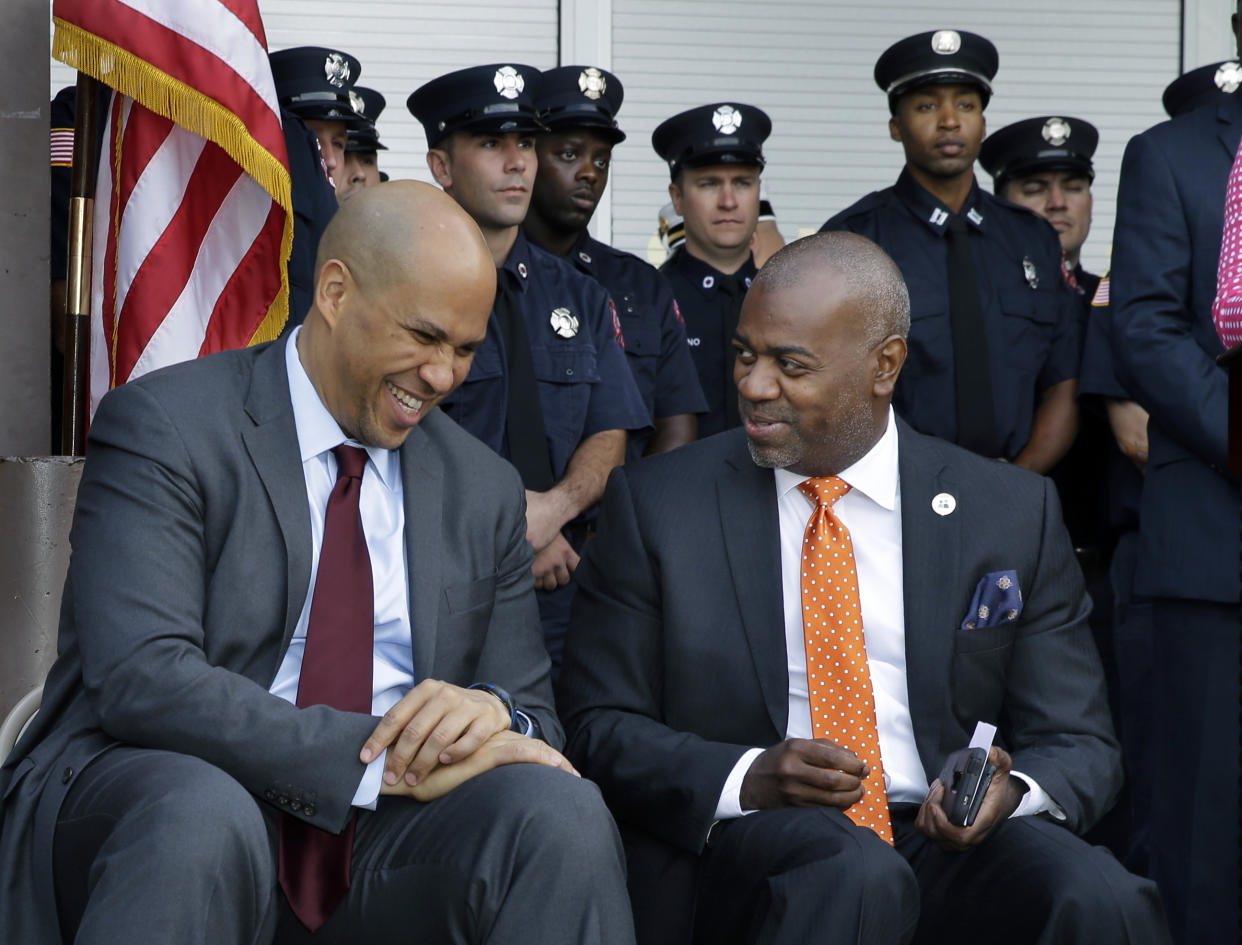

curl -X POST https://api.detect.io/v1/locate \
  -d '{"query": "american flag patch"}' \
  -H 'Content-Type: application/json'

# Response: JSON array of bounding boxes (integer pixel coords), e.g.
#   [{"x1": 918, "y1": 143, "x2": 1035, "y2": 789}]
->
[
  {"x1": 50, "y1": 127, "x2": 74, "y2": 167},
  {"x1": 1091, "y1": 276, "x2": 1110, "y2": 307},
  {"x1": 609, "y1": 297, "x2": 625, "y2": 348},
  {"x1": 672, "y1": 299, "x2": 684, "y2": 325}
]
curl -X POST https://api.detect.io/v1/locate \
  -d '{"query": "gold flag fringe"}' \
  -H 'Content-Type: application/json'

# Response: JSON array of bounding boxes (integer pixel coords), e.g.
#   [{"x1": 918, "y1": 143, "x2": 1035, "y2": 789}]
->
[{"x1": 53, "y1": 17, "x2": 292, "y2": 340}]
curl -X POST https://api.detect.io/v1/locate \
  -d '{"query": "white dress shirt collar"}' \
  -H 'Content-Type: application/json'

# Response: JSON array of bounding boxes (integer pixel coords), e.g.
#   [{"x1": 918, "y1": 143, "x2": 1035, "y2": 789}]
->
[{"x1": 772, "y1": 407, "x2": 898, "y2": 510}]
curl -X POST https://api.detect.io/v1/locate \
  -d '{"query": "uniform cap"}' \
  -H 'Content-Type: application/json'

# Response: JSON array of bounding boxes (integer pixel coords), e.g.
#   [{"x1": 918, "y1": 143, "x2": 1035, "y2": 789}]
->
[
  {"x1": 536, "y1": 66, "x2": 626, "y2": 143},
  {"x1": 1162, "y1": 60, "x2": 1242, "y2": 118},
  {"x1": 408, "y1": 64, "x2": 542, "y2": 148},
  {"x1": 346, "y1": 87, "x2": 387, "y2": 152},
  {"x1": 979, "y1": 116, "x2": 1098, "y2": 189},
  {"x1": 874, "y1": 30, "x2": 998, "y2": 109},
  {"x1": 269, "y1": 46, "x2": 368, "y2": 127},
  {"x1": 651, "y1": 102, "x2": 772, "y2": 178}
]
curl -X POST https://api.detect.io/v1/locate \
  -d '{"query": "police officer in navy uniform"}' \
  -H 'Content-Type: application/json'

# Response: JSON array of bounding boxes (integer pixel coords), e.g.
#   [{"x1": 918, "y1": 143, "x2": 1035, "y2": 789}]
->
[
  {"x1": 408, "y1": 64, "x2": 650, "y2": 670},
  {"x1": 822, "y1": 31, "x2": 1080, "y2": 474},
  {"x1": 1161, "y1": 59, "x2": 1242, "y2": 119},
  {"x1": 340, "y1": 86, "x2": 386, "y2": 202},
  {"x1": 980, "y1": 115, "x2": 1151, "y2": 864},
  {"x1": 653, "y1": 103, "x2": 772, "y2": 438},
  {"x1": 270, "y1": 46, "x2": 364, "y2": 325},
  {"x1": 525, "y1": 66, "x2": 706, "y2": 460},
  {"x1": 1108, "y1": 5, "x2": 1242, "y2": 937}
]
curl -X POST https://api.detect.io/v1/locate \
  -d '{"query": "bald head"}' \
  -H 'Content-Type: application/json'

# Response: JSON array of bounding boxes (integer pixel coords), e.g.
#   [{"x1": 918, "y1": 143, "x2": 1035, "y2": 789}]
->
[
  {"x1": 753, "y1": 231, "x2": 911, "y2": 349},
  {"x1": 313, "y1": 180, "x2": 493, "y2": 306},
  {"x1": 299, "y1": 180, "x2": 498, "y2": 449}
]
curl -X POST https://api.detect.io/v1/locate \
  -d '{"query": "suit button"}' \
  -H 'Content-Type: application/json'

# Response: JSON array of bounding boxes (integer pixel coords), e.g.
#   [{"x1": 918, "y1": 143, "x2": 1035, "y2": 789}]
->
[
  {"x1": 61, "y1": 767, "x2": 74, "y2": 784},
  {"x1": 303, "y1": 804, "x2": 316, "y2": 817}
]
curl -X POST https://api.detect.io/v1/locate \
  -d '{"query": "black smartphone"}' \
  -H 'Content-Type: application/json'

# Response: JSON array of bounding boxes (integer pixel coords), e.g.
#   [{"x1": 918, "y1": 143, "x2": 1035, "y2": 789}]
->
[{"x1": 937, "y1": 746, "x2": 997, "y2": 827}]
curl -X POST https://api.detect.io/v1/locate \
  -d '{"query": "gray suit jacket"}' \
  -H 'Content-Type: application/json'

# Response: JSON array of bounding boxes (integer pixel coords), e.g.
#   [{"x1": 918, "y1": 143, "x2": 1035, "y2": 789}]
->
[
  {"x1": 0, "y1": 339, "x2": 558, "y2": 943},
  {"x1": 558, "y1": 421, "x2": 1120, "y2": 859}
]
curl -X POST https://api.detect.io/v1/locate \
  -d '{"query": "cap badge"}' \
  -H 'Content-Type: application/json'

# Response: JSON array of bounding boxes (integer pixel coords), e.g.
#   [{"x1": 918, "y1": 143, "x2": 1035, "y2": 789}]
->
[
  {"x1": 1215, "y1": 61, "x2": 1242, "y2": 94},
  {"x1": 494, "y1": 66, "x2": 525, "y2": 100},
  {"x1": 1041, "y1": 117, "x2": 1071, "y2": 147},
  {"x1": 349, "y1": 89, "x2": 365, "y2": 115},
  {"x1": 324, "y1": 53, "x2": 351, "y2": 87},
  {"x1": 578, "y1": 67, "x2": 607, "y2": 100},
  {"x1": 931, "y1": 30, "x2": 962, "y2": 55},
  {"x1": 550, "y1": 306, "x2": 579, "y2": 338},
  {"x1": 1022, "y1": 256, "x2": 1039, "y2": 290},
  {"x1": 932, "y1": 492, "x2": 956, "y2": 516},
  {"x1": 712, "y1": 105, "x2": 743, "y2": 135}
]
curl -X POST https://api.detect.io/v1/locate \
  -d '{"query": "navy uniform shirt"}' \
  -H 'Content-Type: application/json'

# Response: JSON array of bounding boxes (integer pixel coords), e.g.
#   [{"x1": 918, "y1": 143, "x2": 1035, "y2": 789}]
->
[
  {"x1": 281, "y1": 107, "x2": 338, "y2": 328},
  {"x1": 561, "y1": 231, "x2": 707, "y2": 459},
  {"x1": 660, "y1": 248, "x2": 759, "y2": 438},
  {"x1": 440, "y1": 228, "x2": 650, "y2": 481},
  {"x1": 822, "y1": 168, "x2": 1080, "y2": 460}
]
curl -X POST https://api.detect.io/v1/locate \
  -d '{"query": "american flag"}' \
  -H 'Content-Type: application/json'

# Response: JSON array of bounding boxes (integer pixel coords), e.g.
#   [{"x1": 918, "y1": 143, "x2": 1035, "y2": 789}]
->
[{"x1": 51, "y1": 0, "x2": 293, "y2": 416}]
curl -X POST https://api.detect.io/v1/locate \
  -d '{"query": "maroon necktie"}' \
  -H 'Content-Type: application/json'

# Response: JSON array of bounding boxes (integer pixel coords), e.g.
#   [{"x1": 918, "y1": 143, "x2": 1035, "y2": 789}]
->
[{"x1": 278, "y1": 445, "x2": 374, "y2": 930}]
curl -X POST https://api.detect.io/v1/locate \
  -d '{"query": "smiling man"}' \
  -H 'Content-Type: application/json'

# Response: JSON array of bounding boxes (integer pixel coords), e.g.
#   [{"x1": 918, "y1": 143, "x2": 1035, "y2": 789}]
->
[
  {"x1": 822, "y1": 31, "x2": 1080, "y2": 476},
  {"x1": 0, "y1": 182, "x2": 635, "y2": 945},
  {"x1": 653, "y1": 102, "x2": 773, "y2": 438},
  {"x1": 559, "y1": 231, "x2": 1167, "y2": 945},
  {"x1": 525, "y1": 66, "x2": 706, "y2": 459},
  {"x1": 408, "y1": 65, "x2": 649, "y2": 672}
]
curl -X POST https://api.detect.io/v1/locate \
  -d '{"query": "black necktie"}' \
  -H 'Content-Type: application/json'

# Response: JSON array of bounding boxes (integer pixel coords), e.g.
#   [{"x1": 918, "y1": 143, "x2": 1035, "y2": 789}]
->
[
  {"x1": 278, "y1": 445, "x2": 373, "y2": 931},
  {"x1": 494, "y1": 270, "x2": 555, "y2": 491},
  {"x1": 718, "y1": 274, "x2": 745, "y2": 429},
  {"x1": 945, "y1": 215, "x2": 996, "y2": 455}
]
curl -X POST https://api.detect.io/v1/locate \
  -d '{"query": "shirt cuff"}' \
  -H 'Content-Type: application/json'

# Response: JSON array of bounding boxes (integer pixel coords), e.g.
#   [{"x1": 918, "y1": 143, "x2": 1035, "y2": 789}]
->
[
  {"x1": 513, "y1": 708, "x2": 537, "y2": 738},
  {"x1": 353, "y1": 748, "x2": 386, "y2": 810},
  {"x1": 714, "y1": 747, "x2": 766, "y2": 820},
  {"x1": 1008, "y1": 770, "x2": 1067, "y2": 821}
]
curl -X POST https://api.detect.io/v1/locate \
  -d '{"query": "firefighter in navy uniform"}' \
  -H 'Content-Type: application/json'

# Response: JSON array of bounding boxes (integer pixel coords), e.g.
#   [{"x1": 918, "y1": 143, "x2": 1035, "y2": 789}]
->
[
  {"x1": 339, "y1": 86, "x2": 386, "y2": 201},
  {"x1": 652, "y1": 103, "x2": 772, "y2": 438},
  {"x1": 525, "y1": 65, "x2": 706, "y2": 459},
  {"x1": 980, "y1": 115, "x2": 1151, "y2": 864},
  {"x1": 408, "y1": 64, "x2": 650, "y2": 671},
  {"x1": 270, "y1": 46, "x2": 366, "y2": 326},
  {"x1": 822, "y1": 30, "x2": 1080, "y2": 474}
]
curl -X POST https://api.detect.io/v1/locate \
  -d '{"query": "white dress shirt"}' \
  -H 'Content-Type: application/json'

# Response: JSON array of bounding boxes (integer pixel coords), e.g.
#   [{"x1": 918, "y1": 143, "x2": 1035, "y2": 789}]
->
[
  {"x1": 715, "y1": 409, "x2": 1062, "y2": 822},
  {"x1": 270, "y1": 328, "x2": 413, "y2": 808}
]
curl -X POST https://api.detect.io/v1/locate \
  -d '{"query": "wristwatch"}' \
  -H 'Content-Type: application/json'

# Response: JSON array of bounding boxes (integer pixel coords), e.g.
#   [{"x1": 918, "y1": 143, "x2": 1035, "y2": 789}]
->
[{"x1": 469, "y1": 682, "x2": 519, "y2": 731}]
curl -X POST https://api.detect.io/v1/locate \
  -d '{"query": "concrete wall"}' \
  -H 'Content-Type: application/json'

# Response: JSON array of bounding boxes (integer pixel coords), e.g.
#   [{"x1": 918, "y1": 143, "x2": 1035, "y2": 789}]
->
[{"x1": 1, "y1": 0, "x2": 51, "y2": 457}]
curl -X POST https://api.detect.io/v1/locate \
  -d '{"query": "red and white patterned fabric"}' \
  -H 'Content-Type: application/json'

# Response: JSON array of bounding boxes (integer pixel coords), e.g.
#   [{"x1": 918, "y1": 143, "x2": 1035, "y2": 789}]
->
[
  {"x1": 52, "y1": 0, "x2": 293, "y2": 417},
  {"x1": 1213, "y1": 137, "x2": 1242, "y2": 347}
]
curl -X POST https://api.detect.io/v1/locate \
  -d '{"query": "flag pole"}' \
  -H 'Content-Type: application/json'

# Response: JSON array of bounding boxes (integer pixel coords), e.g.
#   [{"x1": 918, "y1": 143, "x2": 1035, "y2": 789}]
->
[{"x1": 60, "y1": 71, "x2": 102, "y2": 457}]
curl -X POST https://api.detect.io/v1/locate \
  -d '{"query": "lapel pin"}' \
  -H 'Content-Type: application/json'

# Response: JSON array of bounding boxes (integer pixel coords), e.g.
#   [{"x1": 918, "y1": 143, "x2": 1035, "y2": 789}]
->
[{"x1": 932, "y1": 492, "x2": 956, "y2": 516}]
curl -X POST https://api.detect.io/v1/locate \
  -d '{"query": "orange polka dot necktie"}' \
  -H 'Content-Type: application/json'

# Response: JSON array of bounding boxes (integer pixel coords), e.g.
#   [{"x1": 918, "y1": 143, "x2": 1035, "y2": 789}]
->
[{"x1": 797, "y1": 476, "x2": 893, "y2": 844}]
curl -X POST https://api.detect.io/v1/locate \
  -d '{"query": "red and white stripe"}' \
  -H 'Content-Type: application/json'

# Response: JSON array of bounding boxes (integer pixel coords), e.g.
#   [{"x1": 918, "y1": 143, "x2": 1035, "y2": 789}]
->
[
  {"x1": 52, "y1": 0, "x2": 292, "y2": 416},
  {"x1": 50, "y1": 127, "x2": 74, "y2": 167}
]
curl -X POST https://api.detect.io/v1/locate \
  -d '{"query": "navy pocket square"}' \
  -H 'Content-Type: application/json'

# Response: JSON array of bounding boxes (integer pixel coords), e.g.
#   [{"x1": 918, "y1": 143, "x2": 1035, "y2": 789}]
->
[{"x1": 960, "y1": 570, "x2": 1022, "y2": 629}]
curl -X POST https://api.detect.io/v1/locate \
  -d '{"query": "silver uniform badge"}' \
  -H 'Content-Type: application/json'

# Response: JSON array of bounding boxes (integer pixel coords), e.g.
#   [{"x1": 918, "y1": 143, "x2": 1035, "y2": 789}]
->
[
  {"x1": 578, "y1": 67, "x2": 606, "y2": 100},
  {"x1": 324, "y1": 53, "x2": 351, "y2": 87},
  {"x1": 1216, "y1": 61, "x2": 1242, "y2": 94},
  {"x1": 931, "y1": 30, "x2": 961, "y2": 55},
  {"x1": 550, "y1": 307, "x2": 579, "y2": 338},
  {"x1": 712, "y1": 105, "x2": 742, "y2": 135},
  {"x1": 1022, "y1": 256, "x2": 1039, "y2": 289},
  {"x1": 350, "y1": 89, "x2": 365, "y2": 115},
  {"x1": 1041, "y1": 117, "x2": 1071, "y2": 146},
  {"x1": 494, "y1": 66, "x2": 525, "y2": 100}
]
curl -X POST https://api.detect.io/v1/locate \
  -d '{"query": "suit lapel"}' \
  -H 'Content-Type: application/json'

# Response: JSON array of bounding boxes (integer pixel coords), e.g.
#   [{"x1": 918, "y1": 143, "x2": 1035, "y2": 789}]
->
[
  {"x1": 1217, "y1": 94, "x2": 1242, "y2": 161},
  {"x1": 717, "y1": 435, "x2": 788, "y2": 735},
  {"x1": 897, "y1": 422, "x2": 961, "y2": 767},
  {"x1": 240, "y1": 341, "x2": 312, "y2": 658},
  {"x1": 399, "y1": 418, "x2": 444, "y2": 681}
]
